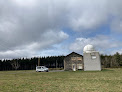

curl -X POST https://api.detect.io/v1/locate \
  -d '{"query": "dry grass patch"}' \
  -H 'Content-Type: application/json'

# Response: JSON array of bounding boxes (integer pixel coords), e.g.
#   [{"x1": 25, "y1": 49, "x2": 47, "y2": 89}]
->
[{"x1": 0, "y1": 68, "x2": 122, "y2": 92}]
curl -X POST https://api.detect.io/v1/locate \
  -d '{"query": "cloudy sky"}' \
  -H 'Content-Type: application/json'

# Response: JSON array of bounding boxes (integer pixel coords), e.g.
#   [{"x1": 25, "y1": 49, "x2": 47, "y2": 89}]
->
[{"x1": 0, "y1": 0, "x2": 122, "y2": 59}]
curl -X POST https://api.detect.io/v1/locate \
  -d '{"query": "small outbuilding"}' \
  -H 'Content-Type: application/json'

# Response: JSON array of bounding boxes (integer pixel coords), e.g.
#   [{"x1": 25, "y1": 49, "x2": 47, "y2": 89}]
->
[{"x1": 64, "y1": 52, "x2": 83, "y2": 71}]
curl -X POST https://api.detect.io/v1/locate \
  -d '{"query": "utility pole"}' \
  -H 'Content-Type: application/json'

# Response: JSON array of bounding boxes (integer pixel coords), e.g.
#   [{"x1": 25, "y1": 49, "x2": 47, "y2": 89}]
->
[
  {"x1": 56, "y1": 60, "x2": 57, "y2": 68},
  {"x1": 38, "y1": 57, "x2": 40, "y2": 66}
]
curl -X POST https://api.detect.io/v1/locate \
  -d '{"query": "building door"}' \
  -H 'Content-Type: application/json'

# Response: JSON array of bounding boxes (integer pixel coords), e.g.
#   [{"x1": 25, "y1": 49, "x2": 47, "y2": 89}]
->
[{"x1": 72, "y1": 64, "x2": 76, "y2": 71}]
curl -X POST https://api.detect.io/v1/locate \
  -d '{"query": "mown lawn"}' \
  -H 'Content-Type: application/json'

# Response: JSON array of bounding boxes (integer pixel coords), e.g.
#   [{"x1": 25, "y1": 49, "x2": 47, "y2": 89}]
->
[{"x1": 0, "y1": 68, "x2": 122, "y2": 92}]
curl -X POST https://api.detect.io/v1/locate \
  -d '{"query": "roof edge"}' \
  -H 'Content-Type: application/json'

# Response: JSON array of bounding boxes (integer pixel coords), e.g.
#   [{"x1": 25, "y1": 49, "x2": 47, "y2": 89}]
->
[{"x1": 65, "y1": 52, "x2": 83, "y2": 58}]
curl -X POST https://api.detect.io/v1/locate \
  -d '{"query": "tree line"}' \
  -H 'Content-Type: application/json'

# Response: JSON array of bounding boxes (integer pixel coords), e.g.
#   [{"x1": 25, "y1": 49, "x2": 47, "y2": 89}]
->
[
  {"x1": 101, "y1": 52, "x2": 122, "y2": 68},
  {"x1": 0, "y1": 56, "x2": 64, "y2": 71},
  {"x1": 0, "y1": 52, "x2": 122, "y2": 71}
]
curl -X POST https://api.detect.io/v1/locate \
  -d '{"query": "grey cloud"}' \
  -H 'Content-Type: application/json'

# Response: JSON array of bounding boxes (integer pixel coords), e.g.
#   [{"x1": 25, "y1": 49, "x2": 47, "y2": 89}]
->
[
  {"x1": 0, "y1": 30, "x2": 68, "y2": 59},
  {"x1": 68, "y1": 0, "x2": 108, "y2": 31},
  {"x1": 67, "y1": 0, "x2": 122, "y2": 32},
  {"x1": 0, "y1": 0, "x2": 69, "y2": 59},
  {"x1": 111, "y1": 19, "x2": 122, "y2": 33},
  {"x1": 0, "y1": 0, "x2": 122, "y2": 59},
  {"x1": 0, "y1": 1, "x2": 68, "y2": 47}
]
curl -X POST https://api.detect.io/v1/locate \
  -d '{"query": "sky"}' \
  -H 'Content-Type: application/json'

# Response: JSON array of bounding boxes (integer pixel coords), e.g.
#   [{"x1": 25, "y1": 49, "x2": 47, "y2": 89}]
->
[{"x1": 0, "y1": 0, "x2": 122, "y2": 59}]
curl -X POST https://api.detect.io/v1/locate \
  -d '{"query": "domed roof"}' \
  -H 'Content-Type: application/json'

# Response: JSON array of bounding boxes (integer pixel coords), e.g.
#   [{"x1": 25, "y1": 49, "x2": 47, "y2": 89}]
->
[{"x1": 83, "y1": 44, "x2": 95, "y2": 53}]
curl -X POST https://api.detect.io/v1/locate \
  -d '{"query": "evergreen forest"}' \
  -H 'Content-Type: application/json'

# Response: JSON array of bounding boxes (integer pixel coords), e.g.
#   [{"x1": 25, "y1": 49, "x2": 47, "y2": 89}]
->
[{"x1": 0, "y1": 52, "x2": 122, "y2": 71}]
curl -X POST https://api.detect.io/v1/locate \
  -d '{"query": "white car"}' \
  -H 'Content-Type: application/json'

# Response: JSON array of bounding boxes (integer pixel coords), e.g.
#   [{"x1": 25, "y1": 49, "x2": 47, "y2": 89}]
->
[{"x1": 36, "y1": 66, "x2": 49, "y2": 72}]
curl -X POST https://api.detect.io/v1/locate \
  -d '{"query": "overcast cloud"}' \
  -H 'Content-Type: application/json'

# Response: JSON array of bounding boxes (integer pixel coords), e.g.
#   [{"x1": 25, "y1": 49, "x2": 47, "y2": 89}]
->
[{"x1": 0, "y1": 0, "x2": 122, "y2": 59}]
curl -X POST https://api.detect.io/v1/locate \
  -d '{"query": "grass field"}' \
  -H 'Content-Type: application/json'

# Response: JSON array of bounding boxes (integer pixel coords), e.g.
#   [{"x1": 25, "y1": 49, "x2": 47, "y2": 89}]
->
[{"x1": 0, "y1": 68, "x2": 122, "y2": 92}]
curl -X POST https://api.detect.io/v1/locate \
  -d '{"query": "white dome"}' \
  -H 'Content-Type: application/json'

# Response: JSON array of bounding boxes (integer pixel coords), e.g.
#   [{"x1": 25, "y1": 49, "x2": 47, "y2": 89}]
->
[{"x1": 83, "y1": 45, "x2": 95, "y2": 53}]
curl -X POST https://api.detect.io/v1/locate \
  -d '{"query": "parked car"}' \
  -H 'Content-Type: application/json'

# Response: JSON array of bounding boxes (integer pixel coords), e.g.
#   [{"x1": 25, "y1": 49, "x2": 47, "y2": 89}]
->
[{"x1": 36, "y1": 66, "x2": 49, "y2": 72}]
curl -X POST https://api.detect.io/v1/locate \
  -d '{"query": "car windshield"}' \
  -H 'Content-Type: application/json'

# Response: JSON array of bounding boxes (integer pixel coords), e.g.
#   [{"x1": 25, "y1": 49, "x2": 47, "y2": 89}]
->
[
  {"x1": 37, "y1": 66, "x2": 47, "y2": 69},
  {"x1": 43, "y1": 66, "x2": 46, "y2": 68},
  {"x1": 37, "y1": 67, "x2": 41, "y2": 69}
]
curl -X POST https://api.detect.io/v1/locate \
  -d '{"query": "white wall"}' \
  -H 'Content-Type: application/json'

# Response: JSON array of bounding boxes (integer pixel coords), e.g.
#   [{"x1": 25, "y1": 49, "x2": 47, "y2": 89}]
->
[{"x1": 83, "y1": 52, "x2": 101, "y2": 71}]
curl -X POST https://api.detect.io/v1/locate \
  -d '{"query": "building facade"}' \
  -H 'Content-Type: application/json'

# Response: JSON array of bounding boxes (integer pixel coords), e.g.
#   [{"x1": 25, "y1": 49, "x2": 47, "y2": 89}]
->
[{"x1": 64, "y1": 52, "x2": 83, "y2": 71}]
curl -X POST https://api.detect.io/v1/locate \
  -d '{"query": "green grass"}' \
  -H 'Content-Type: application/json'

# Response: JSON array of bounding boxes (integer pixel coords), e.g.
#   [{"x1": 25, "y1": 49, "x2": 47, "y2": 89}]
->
[{"x1": 0, "y1": 68, "x2": 122, "y2": 92}]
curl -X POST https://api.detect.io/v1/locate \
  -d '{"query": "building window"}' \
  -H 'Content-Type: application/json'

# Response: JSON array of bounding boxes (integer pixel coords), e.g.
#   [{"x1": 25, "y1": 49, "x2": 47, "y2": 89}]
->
[
  {"x1": 77, "y1": 64, "x2": 83, "y2": 70},
  {"x1": 91, "y1": 55, "x2": 96, "y2": 59},
  {"x1": 71, "y1": 57, "x2": 82, "y2": 60}
]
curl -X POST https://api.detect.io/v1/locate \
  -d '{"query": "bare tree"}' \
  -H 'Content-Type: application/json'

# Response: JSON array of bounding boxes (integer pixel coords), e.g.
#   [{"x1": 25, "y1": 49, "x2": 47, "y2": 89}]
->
[
  {"x1": 111, "y1": 56, "x2": 119, "y2": 67},
  {"x1": 11, "y1": 60, "x2": 20, "y2": 70}
]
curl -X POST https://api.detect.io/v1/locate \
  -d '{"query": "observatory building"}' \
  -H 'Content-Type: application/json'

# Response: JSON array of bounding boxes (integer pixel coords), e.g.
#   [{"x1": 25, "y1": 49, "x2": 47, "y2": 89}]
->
[
  {"x1": 83, "y1": 45, "x2": 101, "y2": 71},
  {"x1": 64, "y1": 45, "x2": 101, "y2": 71}
]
